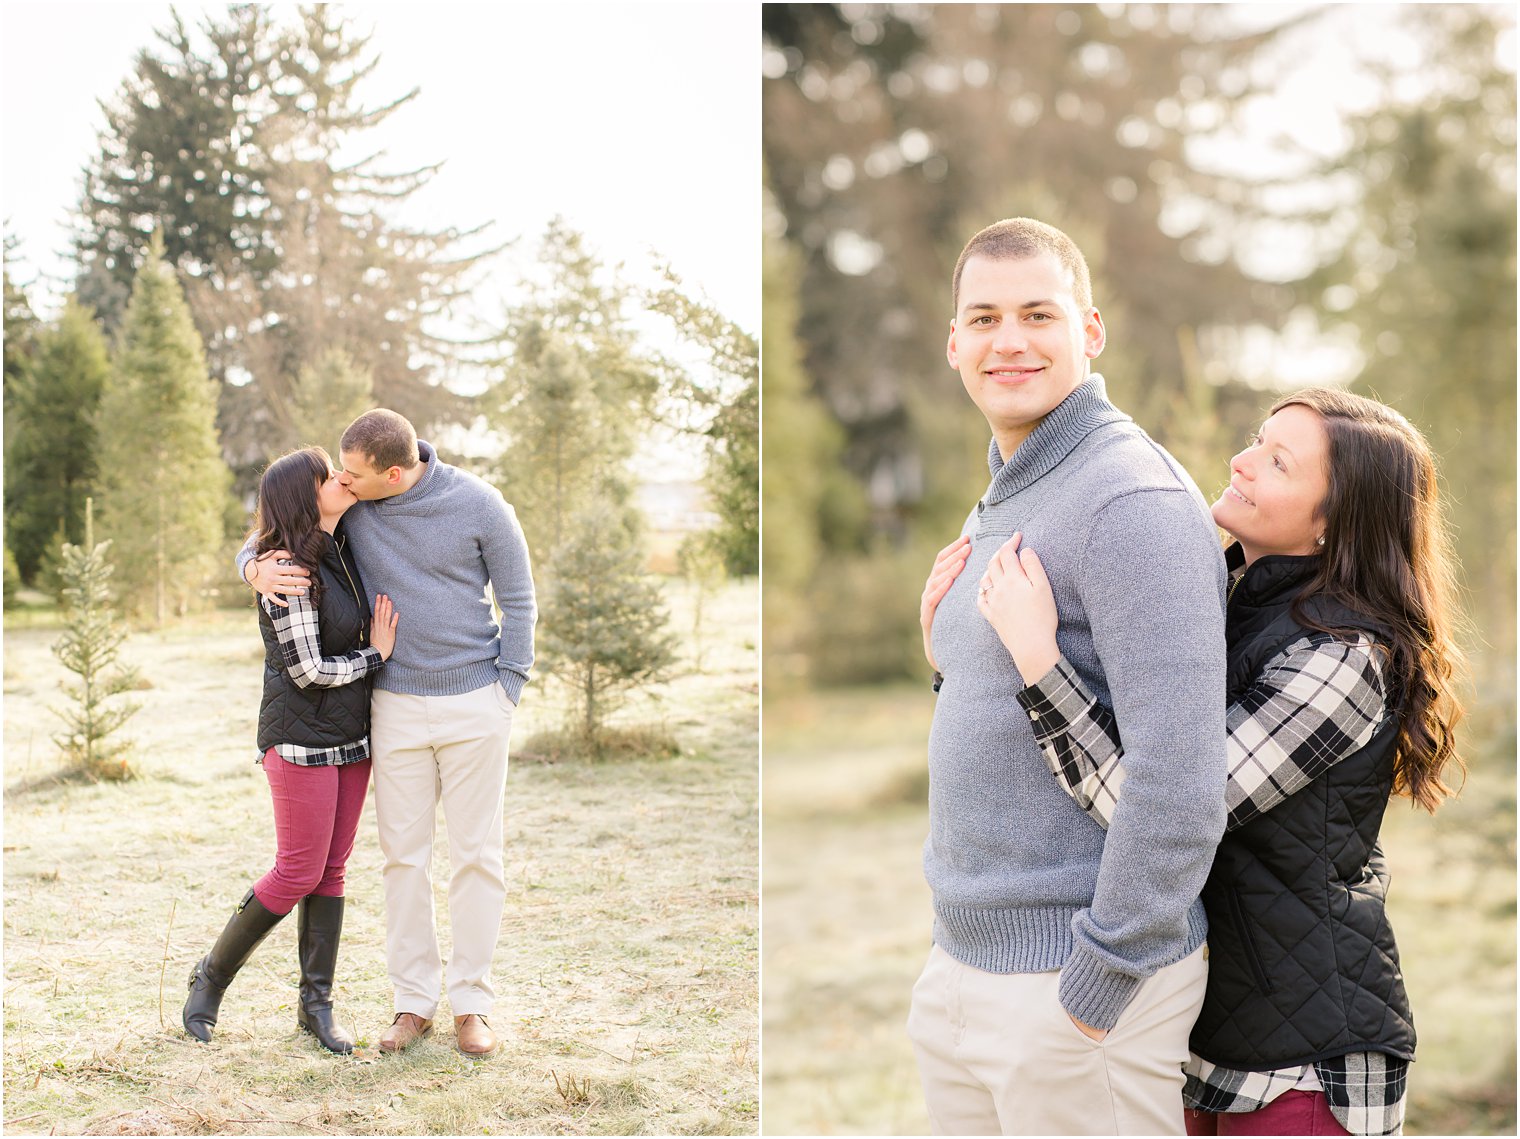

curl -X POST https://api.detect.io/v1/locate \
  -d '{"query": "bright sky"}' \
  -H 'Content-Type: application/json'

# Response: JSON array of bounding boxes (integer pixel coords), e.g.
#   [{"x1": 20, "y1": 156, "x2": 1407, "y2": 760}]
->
[{"x1": 0, "y1": 2, "x2": 760, "y2": 336}]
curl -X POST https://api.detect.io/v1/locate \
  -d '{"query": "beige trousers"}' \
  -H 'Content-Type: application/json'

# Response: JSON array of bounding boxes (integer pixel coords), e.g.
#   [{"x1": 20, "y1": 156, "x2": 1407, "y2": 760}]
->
[
  {"x1": 371, "y1": 683, "x2": 514, "y2": 1019},
  {"x1": 907, "y1": 942, "x2": 1208, "y2": 1136}
]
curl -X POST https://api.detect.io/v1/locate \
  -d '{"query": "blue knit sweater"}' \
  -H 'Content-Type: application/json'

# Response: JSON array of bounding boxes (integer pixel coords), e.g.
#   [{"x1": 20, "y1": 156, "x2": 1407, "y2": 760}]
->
[
  {"x1": 241, "y1": 441, "x2": 536, "y2": 703},
  {"x1": 925, "y1": 377, "x2": 1227, "y2": 1029}
]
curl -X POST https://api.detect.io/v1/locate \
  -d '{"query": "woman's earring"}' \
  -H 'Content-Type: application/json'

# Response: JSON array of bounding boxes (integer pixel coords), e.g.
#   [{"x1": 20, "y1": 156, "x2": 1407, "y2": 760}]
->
[{"x1": 1316, "y1": 535, "x2": 1326, "y2": 547}]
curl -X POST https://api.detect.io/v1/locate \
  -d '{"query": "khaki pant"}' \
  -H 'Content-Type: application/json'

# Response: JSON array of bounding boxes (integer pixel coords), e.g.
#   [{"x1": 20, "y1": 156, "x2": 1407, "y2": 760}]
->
[
  {"x1": 371, "y1": 684, "x2": 514, "y2": 1018},
  {"x1": 908, "y1": 942, "x2": 1208, "y2": 1136}
]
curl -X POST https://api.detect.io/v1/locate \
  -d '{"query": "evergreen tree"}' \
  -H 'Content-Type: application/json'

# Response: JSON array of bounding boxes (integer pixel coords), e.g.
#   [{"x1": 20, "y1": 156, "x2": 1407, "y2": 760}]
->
[
  {"x1": 51, "y1": 500, "x2": 141, "y2": 782},
  {"x1": 1306, "y1": 4, "x2": 1516, "y2": 660},
  {"x1": 3, "y1": 240, "x2": 41, "y2": 452},
  {"x1": 647, "y1": 271, "x2": 759, "y2": 576},
  {"x1": 539, "y1": 502, "x2": 678, "y2": 745},
  {"x1": 493, "y1": 221, "x2": 664, "y2": 450},
  {"x1": 4, "y1": 300, "x2": 112, "y2": 582},
  {"x1": 36, "y1": 520, "x2": 72, "y2": 604},
  {"x1": 95, "y1": 233, "x2": 230, "y2": 622},
  {"x1": 74, "y1": 6, "x2": 493, "y2": 488},
  {"x1": 760, "y1": 222, "x2": 869, "y2": 679},
  {"x1": 490, "y1": 220, "x2": 669, "y2": 554},
  {"x1": 289, "y1": 346, "x2": 375, "y2": 452},
  {"x1": 704, "y1": 376, "x2": 759, "y2": 576},
  {"x1": 496, "y1": 325, "x2": 603, "y2": 551}
]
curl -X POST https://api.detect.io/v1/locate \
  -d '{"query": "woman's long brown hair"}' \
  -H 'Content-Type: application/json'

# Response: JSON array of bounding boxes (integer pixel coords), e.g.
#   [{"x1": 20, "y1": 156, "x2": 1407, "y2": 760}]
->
[
  {"x1": 251, "y1": 447, "x2": 332, "y2": 606},
  {"x1": 1268, "y1": 388, "x2": 1467, "y2": 812}
]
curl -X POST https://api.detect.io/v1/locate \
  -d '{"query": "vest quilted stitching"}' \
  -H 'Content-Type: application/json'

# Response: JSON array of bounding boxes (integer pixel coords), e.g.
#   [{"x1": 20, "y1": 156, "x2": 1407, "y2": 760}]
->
[
  {"x1": 256, "y1": 532, "x2": 373, "y2": 754},
  {"x1": 1189, "y1": 550, "x2": 1416, "y2": 1069}
]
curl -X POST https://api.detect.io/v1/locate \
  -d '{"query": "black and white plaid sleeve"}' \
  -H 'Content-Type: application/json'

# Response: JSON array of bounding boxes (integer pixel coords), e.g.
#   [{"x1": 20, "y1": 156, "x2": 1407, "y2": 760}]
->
[
  {"x1": 1017, "y1": 658, "x2": 1128, "y2": 822},
  {"x1": 1182, "y1": 1051, "x2": 1407, "y2": 1133},
  {"x1": 1317, "y1": 1052, "x2": 1408, "y2": 1135},
  {"x1": 1018, "y1": 634, "x2": 1387, "y2": 832},
  {"x1": 1223, "y1": 634, "x2": 1386, "y2": 829},
  {"x1": 261, "y1": 587, "x2": 383, "y2": 689}
]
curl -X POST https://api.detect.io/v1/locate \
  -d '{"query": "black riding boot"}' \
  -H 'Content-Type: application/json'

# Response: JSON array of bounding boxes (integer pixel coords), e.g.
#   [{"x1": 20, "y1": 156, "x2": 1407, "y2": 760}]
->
[
  {"x1": 183, "y1": 887, "x2": 285, "y2": 1042},
  {"x1": 295, "y1": 894, "x2": 354, "y2": 1054}
]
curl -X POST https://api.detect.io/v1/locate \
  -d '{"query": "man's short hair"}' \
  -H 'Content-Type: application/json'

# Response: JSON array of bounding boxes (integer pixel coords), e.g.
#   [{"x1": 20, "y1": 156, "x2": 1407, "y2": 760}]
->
[
  {"x1": 952, "y1": 218, "x2": 1094, "y2": 313},
  {"x1": 340, "y1": 408, "x2": 419, "y2": 472}
]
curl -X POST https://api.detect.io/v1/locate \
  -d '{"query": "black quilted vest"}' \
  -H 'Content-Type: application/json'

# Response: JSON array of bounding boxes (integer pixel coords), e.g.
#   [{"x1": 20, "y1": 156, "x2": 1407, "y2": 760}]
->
[
  {"x1": 256, "y1": 529, "x2": 373, "y2": 754},
  {"x1": 1189, "y1": 546, "x2": 1415, "y2": 1070}
]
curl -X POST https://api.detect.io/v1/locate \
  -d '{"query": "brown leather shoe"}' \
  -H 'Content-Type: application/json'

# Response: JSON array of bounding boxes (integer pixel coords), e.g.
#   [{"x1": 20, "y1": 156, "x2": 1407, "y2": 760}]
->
[
  {"x1": 454, "y1": 1013, "x2": 498, "y2": 1058},
  {"x1": 378, "y1": 1012, "x2": 433, "y2": 1053}
]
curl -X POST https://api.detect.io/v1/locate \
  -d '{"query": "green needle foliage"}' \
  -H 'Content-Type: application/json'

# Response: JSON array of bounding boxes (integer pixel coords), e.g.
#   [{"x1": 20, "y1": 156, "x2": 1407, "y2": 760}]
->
[
  {"x1": 51, "y1": 500, "x2": 141, "y2": 782},
  {"x1": 540, "y1": 502, "x2": 678, "y2": 749},
  {"x1": 94, "y1": 232, "x2": 230, "y2": 622},
  {"x1": 4, "y1": 299, "x2": 111, "y2": 584},
  {"x1": 74, "y1": 7, "x2": 494, "y2": 490},
  {"x1": 289, "y1": 346, "x2": 376, "y2": 455}
]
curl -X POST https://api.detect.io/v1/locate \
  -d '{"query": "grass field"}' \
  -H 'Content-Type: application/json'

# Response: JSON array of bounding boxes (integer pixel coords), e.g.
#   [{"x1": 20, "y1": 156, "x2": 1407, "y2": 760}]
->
[
  {"x1": 3, "y1": 578, "x2": 758, "y2": 1136},
  {"x1": 761, "y1": 680, "x2": 1517, "y2": 1136}
]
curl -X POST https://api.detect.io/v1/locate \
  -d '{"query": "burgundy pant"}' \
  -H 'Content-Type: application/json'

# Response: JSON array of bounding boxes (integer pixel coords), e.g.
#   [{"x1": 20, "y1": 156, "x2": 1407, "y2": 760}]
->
[
  {"x1": 252, "y1": 748, "x2": 371, "y2": 916},
  {"x1": 1186, "y1": 1091, "x2": 1352, "y2": 1136}
]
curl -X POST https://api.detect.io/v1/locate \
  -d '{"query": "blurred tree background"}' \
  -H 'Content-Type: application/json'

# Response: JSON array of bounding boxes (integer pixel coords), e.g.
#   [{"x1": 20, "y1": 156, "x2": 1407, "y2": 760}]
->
[{"x1": 762, "y1": 4, "x2": 1515, "y2": 1135}]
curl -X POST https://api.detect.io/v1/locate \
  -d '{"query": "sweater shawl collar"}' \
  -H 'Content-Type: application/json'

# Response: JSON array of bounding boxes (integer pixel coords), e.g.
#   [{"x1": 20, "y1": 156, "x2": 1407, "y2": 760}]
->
[
  {"x1": 983, "y1": 375, "x2": 1131, "y2": 505},
  {"x1": 378, "y1": 439, "x2": 439, "y2": 507}
]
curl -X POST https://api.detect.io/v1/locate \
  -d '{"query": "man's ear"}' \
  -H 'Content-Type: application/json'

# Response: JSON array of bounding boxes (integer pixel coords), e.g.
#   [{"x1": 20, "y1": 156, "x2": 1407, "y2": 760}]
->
[
  {"x1": 946, "y1": 320, "x2": 959, "y2": 370},
  {"x1": 1084, "y1": 308, "x2": 1106, "y2": 360},
  {"x1": 385, "y1": 466, "x2": 402, "y2": 485}
]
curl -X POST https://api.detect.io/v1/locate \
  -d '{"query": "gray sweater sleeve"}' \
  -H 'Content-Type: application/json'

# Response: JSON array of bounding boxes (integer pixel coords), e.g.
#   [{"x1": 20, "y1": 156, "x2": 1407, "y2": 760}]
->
[
  {"x1": 1057, "y1": 489, "x2": 1228, "y2": 1029},
  {"x1": 481, "y1": 497, "x2": 537, "y2": 704},
  {"x1": 235, "y1": 534, "x2": 256, "y2": 582}
]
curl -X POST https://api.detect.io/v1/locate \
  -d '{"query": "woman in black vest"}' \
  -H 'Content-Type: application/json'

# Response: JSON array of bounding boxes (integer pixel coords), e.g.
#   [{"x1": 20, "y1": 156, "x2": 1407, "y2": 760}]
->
[
  {"x1": 974, "y1": 388, "x2": 1466, "y2": 1135},
  {"x1": 183, "y1": 447, "x2": 399, "y2": 1054}
]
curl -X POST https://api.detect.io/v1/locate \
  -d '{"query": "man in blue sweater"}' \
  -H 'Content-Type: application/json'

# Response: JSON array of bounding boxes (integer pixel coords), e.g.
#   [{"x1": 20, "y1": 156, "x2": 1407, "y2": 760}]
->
[
  {"x1": 242, "y1": 409, "x2": 535, "y2": 1059},
  {"x1": 910, "y1": 219, "x2": 1227, "y2": 1134}
]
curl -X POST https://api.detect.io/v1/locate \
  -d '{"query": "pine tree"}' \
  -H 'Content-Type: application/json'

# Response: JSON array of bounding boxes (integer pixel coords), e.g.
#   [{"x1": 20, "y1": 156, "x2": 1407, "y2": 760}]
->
[
  {"x1": 51, "y1": 500, "x2": 141, "y2": 782},
  {"x1": 539, "y1": 502, "x2": 678, "y2": 746},
  {"x1": 492, "y1": 222, "x2": 664, "y2": 473},
  {"x1": 3, "y1": 240, "x2": 40, "y2": 452},
  {"x1": 647, "y1": 271, "x2": 759, "y2": 576},
  {"x1": 489, "y1": 220, "x2": 674, "y2": 565},
  {"x1": 760, "y1": 223, "x2": 868, "y2": 679},
  {"x1": 496, "y1": 325, "x2": 604, "y2": 551},
  {"x1": 74, "y1": 6, "x2": 493, "y2": 485},
  {"x1": 95, "y1": 233, "x2": 231, "y2": 622},
  {"x1": 704, "y1": 376, "x2": 759, "y2": 576},
  {"x1": 4, "y1": 300, "x2": 112, "y2": 583},
  {"x1": 289, "y1": 346, "x2": 375, "y2": 452},
  {"x1": 1306, "y1": 5, "x2": 1515, "y2": 660}
]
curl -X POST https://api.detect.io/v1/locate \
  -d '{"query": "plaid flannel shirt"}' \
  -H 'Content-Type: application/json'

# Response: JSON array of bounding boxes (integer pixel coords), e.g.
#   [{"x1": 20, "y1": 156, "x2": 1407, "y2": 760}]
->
[
  {"x1": 256, "y1": 586, "x2": 383, "y2": 768},
  {"x1": 1017, "y1": 633, "x2": 1407, "y2": 1135},
  {"x1": 1184, "y1": 1051, "x2": 1406, "y2": 1135}
]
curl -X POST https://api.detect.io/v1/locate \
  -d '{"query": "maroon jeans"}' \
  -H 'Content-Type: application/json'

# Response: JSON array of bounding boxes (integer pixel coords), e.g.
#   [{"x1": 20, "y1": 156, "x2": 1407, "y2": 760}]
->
[
  {"x1": 252, "y1": 748, "x2": 371, "y2": 916},
  {"x1": 1186, "y1": 1091, "x2": 1352, "y2": 1136}
]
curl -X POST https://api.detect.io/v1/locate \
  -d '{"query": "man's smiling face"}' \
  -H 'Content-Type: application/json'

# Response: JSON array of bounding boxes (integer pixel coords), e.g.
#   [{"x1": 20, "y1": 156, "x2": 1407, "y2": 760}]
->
[{"x1": 947, "y1": 251, "x2": 1105, "y2": 458}]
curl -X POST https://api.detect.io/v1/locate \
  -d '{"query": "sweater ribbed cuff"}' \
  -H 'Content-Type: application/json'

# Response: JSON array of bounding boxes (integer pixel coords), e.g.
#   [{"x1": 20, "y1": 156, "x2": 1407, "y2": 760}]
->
[
  {"x1": 499, "y1": 668, "x2": 526, "y2": 706},
  {"x1": 1056, "y1": 943, "x2": 1144, "y2": 1031},
  {"x1": 1057, "y1": 900, "x2": 1210, "y2": 1030}
]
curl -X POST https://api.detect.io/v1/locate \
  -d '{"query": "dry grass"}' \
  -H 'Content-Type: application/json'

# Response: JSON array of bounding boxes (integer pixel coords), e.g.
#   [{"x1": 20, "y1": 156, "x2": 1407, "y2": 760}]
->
[
  {"x1": 760, "y1": 680, "x2": 1517, "y2": 1136},
  {"x1": 3, "y1": 578, "x2": 758, "y2": 1136}
]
